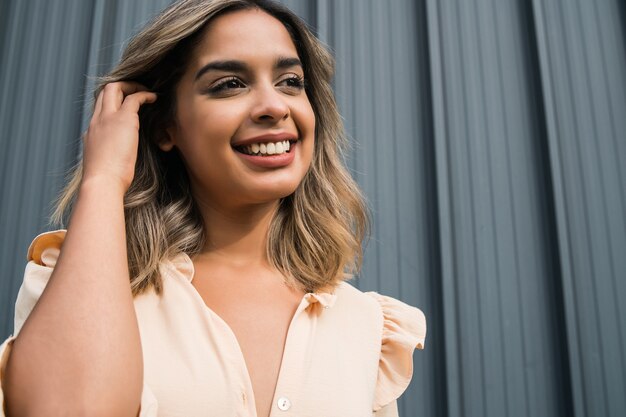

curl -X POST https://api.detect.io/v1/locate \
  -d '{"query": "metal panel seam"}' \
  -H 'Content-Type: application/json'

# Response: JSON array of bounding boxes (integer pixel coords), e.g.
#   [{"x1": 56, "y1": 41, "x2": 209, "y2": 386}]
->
[
  {"x1": 425, "y1": 0, "x2": 459, "y2": 415},
  {"x1": 529, "y1": 1, "x2": 584, "y2": 416}
]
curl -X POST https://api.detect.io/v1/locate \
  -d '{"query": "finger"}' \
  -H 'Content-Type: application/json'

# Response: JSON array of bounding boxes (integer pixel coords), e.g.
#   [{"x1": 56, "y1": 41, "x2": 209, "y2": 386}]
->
[
  {"x1": 117, "y1": 81, "x2": 151, "y2": 96},
  {"x1": 119, "y1": 91, "x2": 158, "y2": 114},
  {"x1": 101, "y1": 81, "x2": 151, "y2": 113},
  {"x1": 101, "y1": 83, "x2": 124, "y2": 113}
]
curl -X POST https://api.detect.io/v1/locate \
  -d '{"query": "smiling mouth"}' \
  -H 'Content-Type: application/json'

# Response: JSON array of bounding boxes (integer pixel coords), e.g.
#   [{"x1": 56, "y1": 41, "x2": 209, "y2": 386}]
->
[{"x1": 234, "y1": 139, "x2": 297, "y2": 156}]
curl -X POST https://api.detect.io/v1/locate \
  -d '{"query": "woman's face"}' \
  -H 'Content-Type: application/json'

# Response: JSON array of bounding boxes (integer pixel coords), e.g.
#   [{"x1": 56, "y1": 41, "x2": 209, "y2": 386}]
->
[{"x1": 162, "y1": 8, "x2": 316, "y2": 209}]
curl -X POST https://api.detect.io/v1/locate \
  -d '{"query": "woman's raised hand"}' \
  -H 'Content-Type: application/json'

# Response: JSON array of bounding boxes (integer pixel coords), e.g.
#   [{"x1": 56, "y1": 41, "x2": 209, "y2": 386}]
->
[
  {"x1": 82, "y1": 81, "x2": 157, "y2": 193},
  {"x1": 4, "y1": 81, "x2": 154, "y2": 416}
]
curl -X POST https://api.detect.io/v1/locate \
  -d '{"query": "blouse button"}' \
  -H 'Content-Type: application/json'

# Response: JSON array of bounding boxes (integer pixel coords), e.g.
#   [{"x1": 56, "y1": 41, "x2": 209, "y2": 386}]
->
[{"x1": 277, "y1": 396, "x2": 291, "y2": 411}]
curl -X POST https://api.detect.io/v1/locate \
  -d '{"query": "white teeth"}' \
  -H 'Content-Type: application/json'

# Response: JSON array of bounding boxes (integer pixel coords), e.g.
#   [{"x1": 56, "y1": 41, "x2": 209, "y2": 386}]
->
[{"x1": 240, "y1": 140, "x2": 293, "y2": 156}]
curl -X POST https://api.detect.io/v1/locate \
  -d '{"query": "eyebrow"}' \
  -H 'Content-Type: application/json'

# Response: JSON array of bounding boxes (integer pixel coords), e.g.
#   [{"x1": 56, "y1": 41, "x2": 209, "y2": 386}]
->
[{"x1": 194, "y1": 57, "x2": 303, "y2": 81}]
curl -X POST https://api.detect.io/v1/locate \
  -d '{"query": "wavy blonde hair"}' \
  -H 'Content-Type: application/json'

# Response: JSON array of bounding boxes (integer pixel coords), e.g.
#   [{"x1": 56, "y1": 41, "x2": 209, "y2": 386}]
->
[{"x1": 52, "y1": 0, "x2": 369, "y2": 296}]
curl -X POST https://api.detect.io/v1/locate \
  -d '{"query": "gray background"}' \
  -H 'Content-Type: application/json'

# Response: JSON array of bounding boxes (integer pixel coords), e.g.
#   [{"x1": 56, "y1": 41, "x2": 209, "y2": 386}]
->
[{"x1": 1, "y1": 1, "x2": 625, "y2": 416}]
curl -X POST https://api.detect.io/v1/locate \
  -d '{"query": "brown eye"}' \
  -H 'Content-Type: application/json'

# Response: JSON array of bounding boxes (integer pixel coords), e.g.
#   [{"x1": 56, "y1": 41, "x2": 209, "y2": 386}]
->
[
  {"x1": 278, "y1": 75, "x2": 305, "y2": 91},
  {"x1": 207, "y1": 77, "x2": 246, "y2": 94}
]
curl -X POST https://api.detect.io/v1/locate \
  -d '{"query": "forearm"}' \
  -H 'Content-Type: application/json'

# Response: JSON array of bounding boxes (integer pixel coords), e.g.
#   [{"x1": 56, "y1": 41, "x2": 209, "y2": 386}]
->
[{"x1": 4, "y1": 177, "x2": 142, "y2": 417}]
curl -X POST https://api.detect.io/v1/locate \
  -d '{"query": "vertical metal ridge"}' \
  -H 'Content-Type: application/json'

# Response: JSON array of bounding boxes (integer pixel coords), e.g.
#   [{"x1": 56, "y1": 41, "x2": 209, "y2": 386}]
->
[
  {"x1": 490, "y1": 0, "x2": 530, "y2": 413},
  {"x1": 307, "y1": 0, "x2": 317, "y2": 36},
  {"x1": 367, "y1": 0, "x2": 382, "y2": 291},
  {"x1": 29, "y1": 0, "x2": 58, "y2": 227},
  {"x1": 457, "y1": 0, "x2": 488, "y2": 413},
  {"x1": 370, "y1": 0, "x2": 383, "y2": 289},
  {"x1": 115, "y1": 0, "x2": 132, "y2": 59},
  {"x1": 0, "y1": 0, "x2": 23, "y2": 339},
  {"x1": 560, "y1": 1, "x2": 603, "y2": 415},
  {"x1": 469, "y1": 0, "x2": 506, "y2": 413},
  {"x1": 591, "y1": 0, "x2": 626, "y2": 398},
  {"x1": 482, "y1": 0, "x2": 516, "y2": 413},
  {"x1": 0, "y1": 1, "x2": 20, "y2": 336},
  {"x1": 352, "y1": 0, "x2": 378, "y2": 289},
  {"x1": 387, "y1": 0, "x2": 402, "y2": 301},
  {"x1": 425, "y1": 0, "x2": 461, "y2": 415},
  {"x1": 0, "y1": 0, "x2": 24, "y2": 205},
  {"x1": 524, "y1": 0, "x2": 573, "y2": 415},
  {"x1": 416, "y1": 0, "x2": 448, "y2": 414},
  {"x1": 596, "y1": 0, "x2": 626, "y2": 400},
  {"x1": 561, "y1": 0, "x2": 610, "y2": 414},
  {"x1": 530, "y1": 1, "x2": 584, "y2": 416},
  {"x1": 81, "y1": 0, "x2": 105, "y2": 134},
  {"x1": 0, "y1": 1, "x2": 18, "y2": 147},
  {"x1": 578, "y1": 1, "x2": 626, "y2": 414},
  {"x1": 314, "y1": 0, "x2": 329, "y2": 45},
  {"x1": 11, "y1": 0, "x2": 46, "y2": 269},
  {"x1": 576, "y1": 0, "x2": 626, "y2": 413}
]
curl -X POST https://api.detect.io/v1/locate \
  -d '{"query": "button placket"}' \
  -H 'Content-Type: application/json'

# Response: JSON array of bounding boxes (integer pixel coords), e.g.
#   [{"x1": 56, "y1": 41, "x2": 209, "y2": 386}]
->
[{"x1": 270, "y1": 300, "x2": 313, "y2": 415}]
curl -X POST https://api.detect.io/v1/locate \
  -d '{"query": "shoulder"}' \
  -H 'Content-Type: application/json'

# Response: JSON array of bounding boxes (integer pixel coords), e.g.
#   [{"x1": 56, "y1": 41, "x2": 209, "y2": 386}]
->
[
  {"x1": 334, "y1": 281, "x2": 427, "y2": 412},
  {"x1": 332, "y1": 281, "x2": 382, "y2": 315},
  {"x1": 334, "y1": 281, "x2": 426, "y2": 349},
  {"x1": 11, "y1": 230, "x2": 67, "y2": 335}
]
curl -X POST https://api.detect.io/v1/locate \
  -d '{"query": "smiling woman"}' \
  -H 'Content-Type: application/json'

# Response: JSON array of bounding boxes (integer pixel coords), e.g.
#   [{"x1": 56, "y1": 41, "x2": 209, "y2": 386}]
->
[
  {"x1": 0, "y1": 1, "x2": 425, "y2": 417},
  {"x1": 162, "y1": 10, "x2": 316, "y2": 213}
]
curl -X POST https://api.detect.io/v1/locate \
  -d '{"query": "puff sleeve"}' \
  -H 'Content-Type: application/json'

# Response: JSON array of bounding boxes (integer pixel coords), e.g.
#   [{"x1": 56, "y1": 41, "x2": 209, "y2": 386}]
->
[
  {"x1": 0, "y1": 231, "x2": 158, "y2": 417},
  {"x1": 365, "y1": 292, "x2": 427, "y2": 413}
]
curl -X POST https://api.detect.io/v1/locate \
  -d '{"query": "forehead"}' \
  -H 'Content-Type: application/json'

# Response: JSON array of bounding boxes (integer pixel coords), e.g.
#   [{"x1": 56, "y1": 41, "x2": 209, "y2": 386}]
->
[{"x1": 191, "y1": 8, "x2": 299, "y2": 65}]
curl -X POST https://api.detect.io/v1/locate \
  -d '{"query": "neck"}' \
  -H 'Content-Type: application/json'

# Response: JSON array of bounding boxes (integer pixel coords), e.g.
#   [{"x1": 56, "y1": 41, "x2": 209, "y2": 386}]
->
[{"x1": 196, "y1": 198, "x2": 279, "y2": 267}]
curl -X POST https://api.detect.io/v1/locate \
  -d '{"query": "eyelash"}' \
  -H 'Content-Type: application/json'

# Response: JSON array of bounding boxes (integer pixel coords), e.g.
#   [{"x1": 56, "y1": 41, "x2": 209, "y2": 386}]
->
[
  {"x1": 206, "y1": 75, "x2": 306, "y2": 95},
  {"x1": 207, "y1": 77, "x2": 244, "y2": 94},
  {"x1": 282, "y1": 75, "x2": 306, "y2": 89}
]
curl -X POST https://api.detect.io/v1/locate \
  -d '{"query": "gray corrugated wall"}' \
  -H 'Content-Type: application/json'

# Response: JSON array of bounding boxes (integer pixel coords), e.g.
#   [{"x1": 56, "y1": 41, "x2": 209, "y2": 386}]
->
[{"x1": 0, "y1": 1, "x2": 624, "y2": 416}]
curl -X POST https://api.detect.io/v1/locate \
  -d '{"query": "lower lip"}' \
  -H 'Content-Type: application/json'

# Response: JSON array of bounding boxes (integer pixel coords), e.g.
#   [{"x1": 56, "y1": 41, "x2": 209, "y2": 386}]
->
[{"x1": 235, "y1": 141, "x2": 297, "y2": 168}]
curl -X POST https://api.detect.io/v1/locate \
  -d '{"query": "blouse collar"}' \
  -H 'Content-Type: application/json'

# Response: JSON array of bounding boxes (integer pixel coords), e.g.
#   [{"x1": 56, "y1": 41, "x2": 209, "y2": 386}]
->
[{"x1": 167, "y1": 252, "x2": 338, "y2": 310}]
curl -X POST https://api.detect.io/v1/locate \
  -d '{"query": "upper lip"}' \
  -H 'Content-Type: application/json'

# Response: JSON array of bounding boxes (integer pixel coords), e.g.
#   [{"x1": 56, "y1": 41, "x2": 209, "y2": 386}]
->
[{"x1": 232, "y1": 132, "x2": 298, "y2": 147}]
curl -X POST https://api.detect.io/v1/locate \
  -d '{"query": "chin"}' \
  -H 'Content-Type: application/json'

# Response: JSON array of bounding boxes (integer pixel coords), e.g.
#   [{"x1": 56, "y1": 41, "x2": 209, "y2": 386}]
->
[
  {"x1": 244, "y1": 169, "x2": 307, "y2": 198},
  {"x1": 254, "y1": 186, "x2": 299, "y2": 203},
  {"x1": 242, "y1": 180, "x2": 301, "y2": 204}
]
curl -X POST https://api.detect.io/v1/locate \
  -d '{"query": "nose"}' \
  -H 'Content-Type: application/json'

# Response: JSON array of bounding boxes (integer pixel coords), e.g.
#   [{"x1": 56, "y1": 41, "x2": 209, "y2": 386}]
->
[{"x1": 250, "y1": 84, "x2": 290, "y2": 123}]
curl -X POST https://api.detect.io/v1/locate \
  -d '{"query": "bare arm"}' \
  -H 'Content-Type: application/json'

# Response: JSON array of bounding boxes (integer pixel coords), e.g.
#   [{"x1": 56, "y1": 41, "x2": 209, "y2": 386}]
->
[{"x1": 3, "y1": 82, "x2": 157, "y2": 417}]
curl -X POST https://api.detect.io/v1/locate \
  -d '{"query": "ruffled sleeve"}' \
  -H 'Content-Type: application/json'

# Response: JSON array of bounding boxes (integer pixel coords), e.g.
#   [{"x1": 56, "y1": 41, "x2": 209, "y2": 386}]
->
[
  {"x1": 14, "y1": 230, "x2": 66, "y2": 334},
  {"x1": 0, "y1": 231, "x2": 158, "y2": 417},
  {"x1": 365, "y1": 292, "x2": 427, "y2": 412}
]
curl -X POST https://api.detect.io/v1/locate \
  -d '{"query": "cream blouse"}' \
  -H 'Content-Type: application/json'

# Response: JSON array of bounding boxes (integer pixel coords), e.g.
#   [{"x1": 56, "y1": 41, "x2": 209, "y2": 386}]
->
[{"x1": 0, "y1": 231, "x2": 426, "y2": 417}]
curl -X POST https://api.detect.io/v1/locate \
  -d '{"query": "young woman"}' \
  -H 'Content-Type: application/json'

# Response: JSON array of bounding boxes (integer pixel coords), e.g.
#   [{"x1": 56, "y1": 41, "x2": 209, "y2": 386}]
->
[{"x1": 0, "y1": 1, "x2": 426, "y2": 416}]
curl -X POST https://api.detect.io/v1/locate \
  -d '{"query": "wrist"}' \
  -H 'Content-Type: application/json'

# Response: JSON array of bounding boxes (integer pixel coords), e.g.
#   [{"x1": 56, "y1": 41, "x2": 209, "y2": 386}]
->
[{"x1": 79, "y1": 175, "x2": 128, "y2": 199}]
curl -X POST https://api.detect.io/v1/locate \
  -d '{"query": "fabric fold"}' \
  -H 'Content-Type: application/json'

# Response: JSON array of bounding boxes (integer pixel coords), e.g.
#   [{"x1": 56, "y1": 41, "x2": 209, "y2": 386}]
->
[
  {"x1": 27, "y1": 230, "x2": 66, "y2": 266},
  {"x1": 365, "y1": 292, "x2": 426, "y2": 412}
]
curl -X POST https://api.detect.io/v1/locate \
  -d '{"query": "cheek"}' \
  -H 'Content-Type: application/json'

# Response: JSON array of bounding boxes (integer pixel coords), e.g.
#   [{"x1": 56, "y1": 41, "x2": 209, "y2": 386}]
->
[
  {"x1": 302, "y1": 99, "x2": 316, "y2": 130},
  {"x1": 292, "y1": 98, "x2": 316, "y2": 138},
  {"x1": 176, "y1": 103, "x2": 240, "y2": 150},
  {"x1": 296, "y1": 100, "x2": 316, "y2": 160}
]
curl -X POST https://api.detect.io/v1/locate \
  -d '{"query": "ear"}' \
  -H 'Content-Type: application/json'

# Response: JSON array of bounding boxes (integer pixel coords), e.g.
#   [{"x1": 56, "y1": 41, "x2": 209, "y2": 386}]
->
[{"x1": 158, "y1": 126, "x2": 177, "y2": 152}]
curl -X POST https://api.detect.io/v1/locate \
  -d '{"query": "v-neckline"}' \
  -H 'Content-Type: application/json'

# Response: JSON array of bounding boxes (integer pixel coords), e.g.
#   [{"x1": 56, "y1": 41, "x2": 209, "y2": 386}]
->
[
  {"x1": 186, "y1": 277, "x2": 311, "y2": 417},
  {"x1": 164, "y1": 253, "x2": 338, "y2": 417}
]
